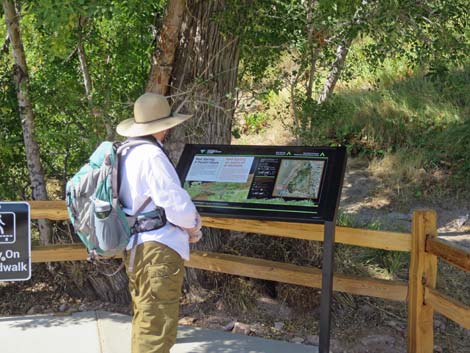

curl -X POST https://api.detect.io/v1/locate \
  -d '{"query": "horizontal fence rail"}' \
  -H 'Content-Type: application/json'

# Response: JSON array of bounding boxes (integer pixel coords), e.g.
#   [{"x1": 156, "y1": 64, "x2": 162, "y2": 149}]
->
[
  {"x1": 426, "y1": 236, "x2": 470, "y2": 272},
  {"x1": 28, "y1": 201, "x2": 412, "y2": 251},
  {"x1": 424, "y1": 287, "x2": 470, "y2": 330},
  {"x1": 189, "y1": 251, "x2": 408, "y2": 301},
  {"x1": 30, "y1": 244, "x2": 408, "y2": 302}
]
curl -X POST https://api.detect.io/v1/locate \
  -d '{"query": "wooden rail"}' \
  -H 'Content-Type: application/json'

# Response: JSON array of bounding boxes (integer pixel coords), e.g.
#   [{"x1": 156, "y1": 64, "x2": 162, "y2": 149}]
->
[
  {"x1": 426, "y1": 236, "x2": 470, "y2": 272},
  {"x1": 23, "y1": 201, "x2": 470, "y2": 353},
  {"x1": 190, "y1": 251, "x2": 408, "y2": 301},
  {"x1": 31, "y1": 244, "x2": 407, "y2": 302},
  {"x1": 424, "y1": 287, "x2": 470, "y2": 330},
  {"x1": 29, "y1": 201, "x2": 411, "y2": 251},
  {"x1": 32, "y1": 244, "x2": 89, "y2": 263}
]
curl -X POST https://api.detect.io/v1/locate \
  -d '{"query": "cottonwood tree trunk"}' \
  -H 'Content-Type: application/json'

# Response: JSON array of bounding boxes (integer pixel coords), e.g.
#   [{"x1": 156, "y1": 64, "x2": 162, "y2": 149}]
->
[
  {"x1": 167, "y1": 0, "x2": 240, "y2": 155},
  {"x1": 3, "y1": 0, "x2": 52, "y2": 244},
  {"x1": 146, "y1": 0, "x2": 241, "y2": 289},
  {"x1": 172, "y1": 0, "x2": 240, "y2": 288}
]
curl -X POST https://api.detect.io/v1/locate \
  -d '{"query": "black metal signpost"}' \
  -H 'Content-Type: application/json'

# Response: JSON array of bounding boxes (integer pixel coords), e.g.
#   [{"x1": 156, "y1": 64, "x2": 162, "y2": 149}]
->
[
  {"x1": 0, "y1": 202, "x2": 31, "y2": 282},
  {"x1": 319, "y1": 220, "x2": 337, "y2": 353},
  {"x1": 177, "y1": 144, "x2": 347, "y2": 353}
]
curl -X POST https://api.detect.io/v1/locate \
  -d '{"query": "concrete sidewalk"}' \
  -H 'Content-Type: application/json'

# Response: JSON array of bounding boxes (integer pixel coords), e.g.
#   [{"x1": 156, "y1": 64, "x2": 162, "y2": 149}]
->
[{"x1": 0, "y1": 311, "x2": 318, "y2": 353}]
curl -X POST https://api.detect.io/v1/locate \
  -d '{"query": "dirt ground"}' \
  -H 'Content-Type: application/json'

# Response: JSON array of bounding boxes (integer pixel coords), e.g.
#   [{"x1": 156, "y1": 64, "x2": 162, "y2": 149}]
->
[{"x1": 1, "y1": 120, "x2": 469, "y2": 352}]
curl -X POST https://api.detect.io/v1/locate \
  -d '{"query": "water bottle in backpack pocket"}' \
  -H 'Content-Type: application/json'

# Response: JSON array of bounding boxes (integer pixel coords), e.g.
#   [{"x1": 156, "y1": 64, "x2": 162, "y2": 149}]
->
[{"x1": 92, "y1": 198, "x2": 128, "y2": 252}]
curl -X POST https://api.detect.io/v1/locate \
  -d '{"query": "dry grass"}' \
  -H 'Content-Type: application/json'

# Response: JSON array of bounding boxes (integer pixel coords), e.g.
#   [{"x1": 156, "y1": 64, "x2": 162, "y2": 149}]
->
[{"x1": 367, "y1": 150, "x2": 452, "y2": 203}]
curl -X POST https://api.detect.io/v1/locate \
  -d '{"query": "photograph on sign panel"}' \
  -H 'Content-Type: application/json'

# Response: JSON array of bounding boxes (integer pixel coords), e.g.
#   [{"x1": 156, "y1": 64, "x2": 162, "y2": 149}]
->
[{"x1": 184, "y1": 155, "x2": 255, "y2": 202}]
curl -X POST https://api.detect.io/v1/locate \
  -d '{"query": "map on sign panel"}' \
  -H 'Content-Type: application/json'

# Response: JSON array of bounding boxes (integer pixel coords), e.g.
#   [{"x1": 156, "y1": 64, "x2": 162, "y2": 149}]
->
[{"x1": 272, "y1": 159, "x2": 325, "y2": 199}]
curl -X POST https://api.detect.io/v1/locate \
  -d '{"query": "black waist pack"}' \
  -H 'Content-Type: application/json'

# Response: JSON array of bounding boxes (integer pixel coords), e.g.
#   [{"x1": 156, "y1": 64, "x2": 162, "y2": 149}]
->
[{"x1": 131, "y1": 206, "x2": 167, "y2": 234}]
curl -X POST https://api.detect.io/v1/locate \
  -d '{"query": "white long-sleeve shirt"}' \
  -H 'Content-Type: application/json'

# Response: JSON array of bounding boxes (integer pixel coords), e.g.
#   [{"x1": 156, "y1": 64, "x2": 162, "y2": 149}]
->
[{"x1": 119, "y1": 141, "x2": 198, "y2": 260}]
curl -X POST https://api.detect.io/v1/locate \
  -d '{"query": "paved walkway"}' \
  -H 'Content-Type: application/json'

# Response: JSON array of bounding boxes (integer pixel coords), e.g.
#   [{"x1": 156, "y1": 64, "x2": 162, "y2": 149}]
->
[{"x1": 0, "y1": 311, "x2": 318, "y2": 353}]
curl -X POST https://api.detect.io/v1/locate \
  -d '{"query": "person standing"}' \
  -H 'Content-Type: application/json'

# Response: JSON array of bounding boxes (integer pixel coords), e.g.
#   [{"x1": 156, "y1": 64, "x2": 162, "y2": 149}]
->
[{"x1": 116, "y1": 92, "x2": 202, "y2": 353}]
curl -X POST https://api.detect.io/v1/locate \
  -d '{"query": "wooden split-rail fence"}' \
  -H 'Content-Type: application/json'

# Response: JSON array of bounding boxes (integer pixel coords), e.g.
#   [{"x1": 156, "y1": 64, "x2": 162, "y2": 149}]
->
[{"x1": 28, "y1": 201, "x2": 470, "y2": 353}]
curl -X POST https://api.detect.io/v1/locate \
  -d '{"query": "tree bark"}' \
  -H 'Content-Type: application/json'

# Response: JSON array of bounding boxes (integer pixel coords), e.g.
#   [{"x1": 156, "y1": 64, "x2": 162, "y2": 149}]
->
[
  {"x1": 317, "y1": 0, "x2": 373, "y2": 104},
  {"x1": 316, "y1": 36, "x2": 353, "y2": 104},
  {"x1": 3, "y1": 0, "x2": 52, "y2": 244},
  {"x1": 146, "y1": 0, "x2": 241, "y2": 288},
  {"x1": 166, "y1": 0, "x2": 240, "y2": 157},
  {"x1": 146, "y1": 0, "x2": 186, "y2": 95},
  {"x1": 305, "y1": 0, "x2": 319, "y2": 99},
  {"x1": 306, "y1": 47, "x2": 320, "y2": 99}
]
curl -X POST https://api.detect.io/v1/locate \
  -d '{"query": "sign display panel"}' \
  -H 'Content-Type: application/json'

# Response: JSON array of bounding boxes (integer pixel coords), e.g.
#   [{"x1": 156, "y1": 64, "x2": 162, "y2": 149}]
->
[
  {"x1": 0, "y1": 202, "x2": 31, "y2": 281},
  {"x1": 177, "y1": 145, "x2": 347, "y2": 223}
]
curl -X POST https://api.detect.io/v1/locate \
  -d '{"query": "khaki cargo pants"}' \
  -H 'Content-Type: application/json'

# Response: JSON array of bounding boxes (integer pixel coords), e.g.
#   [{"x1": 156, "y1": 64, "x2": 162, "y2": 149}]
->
[{"x1": 124, "y1": 241, "x2": 185, "y2": 353}]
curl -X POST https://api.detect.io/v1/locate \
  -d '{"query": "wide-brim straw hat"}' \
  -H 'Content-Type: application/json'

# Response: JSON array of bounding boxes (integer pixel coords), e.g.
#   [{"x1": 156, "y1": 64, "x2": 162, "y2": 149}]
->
[{"x1": 116, "y1": 93, "x2": 192, "y2": 137}]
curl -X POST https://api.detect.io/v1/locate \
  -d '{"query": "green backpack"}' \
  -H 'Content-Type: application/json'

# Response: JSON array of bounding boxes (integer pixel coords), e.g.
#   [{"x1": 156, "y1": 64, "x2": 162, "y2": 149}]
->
[{"x1": 66, "y1": 140, "x2": 153, "y2": 258}]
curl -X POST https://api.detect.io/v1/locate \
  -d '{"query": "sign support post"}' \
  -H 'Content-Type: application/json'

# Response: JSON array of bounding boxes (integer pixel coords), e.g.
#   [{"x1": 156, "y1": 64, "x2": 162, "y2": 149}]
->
[
  {"x1": 176, "y1": 144, "x2": 347, "y2": 353},
  {"x1": 319, "y1": 219, "x2": 337, "y2": 353}
]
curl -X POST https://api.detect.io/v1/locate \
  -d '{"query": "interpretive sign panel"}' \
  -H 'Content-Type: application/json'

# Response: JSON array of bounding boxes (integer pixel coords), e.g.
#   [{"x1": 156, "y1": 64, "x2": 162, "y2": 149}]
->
[
  {"x1": 0, "y1": 202, "x2": 31, "y2": 281},
  {"x1": 177, "y1": 145, "x2": 347, "y2": 223}
]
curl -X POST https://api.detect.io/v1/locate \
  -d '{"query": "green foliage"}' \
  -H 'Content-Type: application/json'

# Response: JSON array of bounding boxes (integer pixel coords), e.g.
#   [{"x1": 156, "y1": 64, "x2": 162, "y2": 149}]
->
[
  {"x1": 292, "y1": 59, "x2": 469, "y2": 190},
  {"x1": 243, "y1": 112, "x2": 269, "y2": 134},
  {"x1": 364, "y1": 0, "x2": 469, "y2": 67},
  {"x1": 361, "y1": 249, "x2": 409, "y2": 279},
  {"x1": 0, "y1": 26, "x2": 28, "y2": 199},
  {"x1": 0, "y1": 1, "x2": 166, "y2": 199},
  {"x1": 1, "y1": 0, "x2": 468, "y2": 201},
  {"x1": 293, "y1": 95, "x2": 356, "y2": 148},
  {"x1": 219, "y1": 0, "x2": 306, "y2": 79},
  {"x1": 219, "y1": 0, "x2": 368, "y2": 97}
]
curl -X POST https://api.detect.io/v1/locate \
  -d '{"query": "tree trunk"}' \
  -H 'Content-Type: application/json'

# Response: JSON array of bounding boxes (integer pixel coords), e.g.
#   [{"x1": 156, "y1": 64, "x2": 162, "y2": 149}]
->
[
  {"x1": 166, "y1": 0, "x2": 240, "y2": 155},
  {"x1": 146, "y1": 0, "x2": 186, "y2": 95},
  {"x1": 316, "y1": 36, "x2": 353, "y2": 104},
  {"x1": 306, "y1": 47, "x2": 320, "y2": 99},
  {"x1": 305, "y1": 0, "x2": 319, "y2": 98},
  {"x1": 3, "y1": 0, "x2": 52, "y2": 244},
  {"x1": 55, "y1": 261, "x2": 131, "y2": 304},
  {"x1": 317, "y1": 0, "x2": 373, "y2": 104},
  {"x1": 148, "y1": 0, "x2": 241, "y2": 289}
]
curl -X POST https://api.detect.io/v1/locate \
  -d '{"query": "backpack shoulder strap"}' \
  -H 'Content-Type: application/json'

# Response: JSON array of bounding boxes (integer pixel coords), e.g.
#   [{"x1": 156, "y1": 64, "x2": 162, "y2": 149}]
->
[
  {"x1": 111, "y1": 138, "x2": 159, "y2": 211},
  {"x1": 132, "y1": 196, "x2": 152, "y2": 217}
]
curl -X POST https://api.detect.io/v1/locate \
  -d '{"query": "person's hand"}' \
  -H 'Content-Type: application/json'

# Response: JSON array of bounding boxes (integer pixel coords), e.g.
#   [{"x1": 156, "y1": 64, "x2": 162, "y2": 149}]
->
[
  {"x1": 188, "y1": 229, "x2": 203, "y2": 243},
  {"x1": 186, "y1": 213, "x2": 202, "y2": 243}
]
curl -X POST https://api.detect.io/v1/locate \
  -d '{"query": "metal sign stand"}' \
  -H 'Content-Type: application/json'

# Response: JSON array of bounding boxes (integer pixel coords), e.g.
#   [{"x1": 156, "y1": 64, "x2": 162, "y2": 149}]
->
[
  {"x1": 177, "y1": 143, "x2": 347, "y2": 353},
  {"x1": 319, "y1": 219, "x2": 337, "y2": 353}
]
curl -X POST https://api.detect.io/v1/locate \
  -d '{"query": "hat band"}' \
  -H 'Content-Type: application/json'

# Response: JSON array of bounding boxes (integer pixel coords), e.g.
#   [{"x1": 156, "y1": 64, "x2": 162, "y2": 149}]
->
[{"x1": 134, "y1": 114, "x2": 173, "y2": 125}]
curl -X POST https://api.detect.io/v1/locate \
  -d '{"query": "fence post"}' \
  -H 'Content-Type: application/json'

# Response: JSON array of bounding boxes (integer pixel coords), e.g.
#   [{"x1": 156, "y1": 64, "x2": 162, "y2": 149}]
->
[{"x1": 407, "y1": 210, "x2": 438, "y2": 353}]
